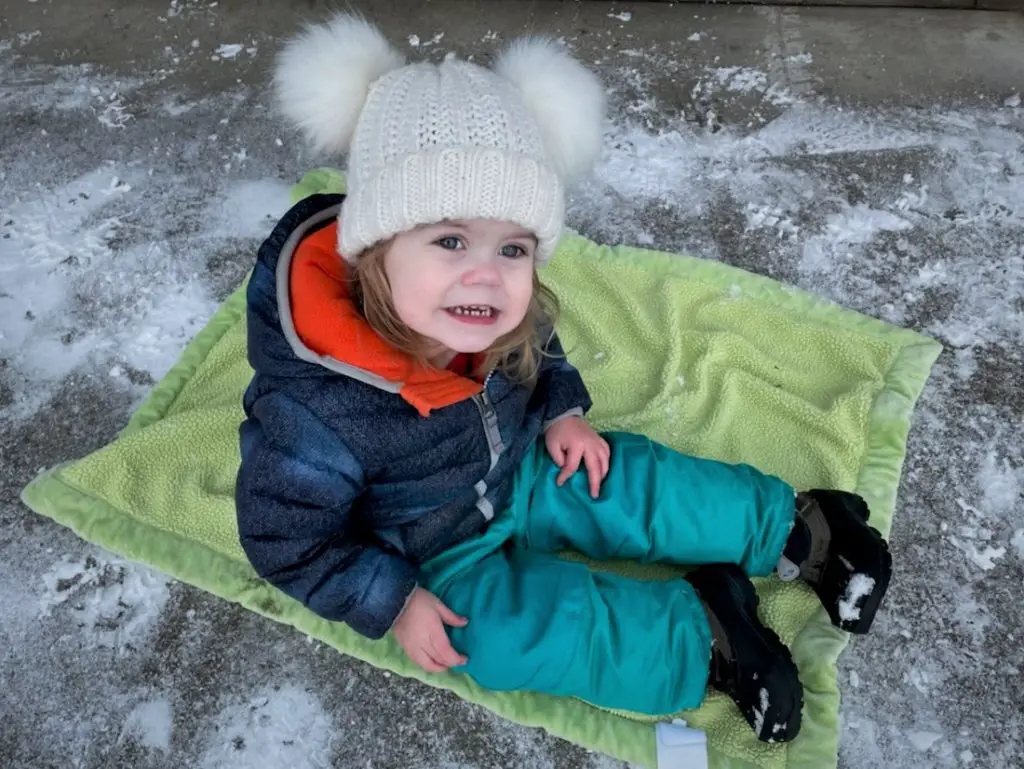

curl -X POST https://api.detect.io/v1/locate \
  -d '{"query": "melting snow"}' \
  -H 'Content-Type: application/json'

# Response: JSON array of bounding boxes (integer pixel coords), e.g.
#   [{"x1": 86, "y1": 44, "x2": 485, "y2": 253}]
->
[
  {"x1": 949, "y1": 539, "x2": 1007, "y2": 571},
  {"x1": 39, "y1": 554, "x2": 172, "y2": 652},
  {"x1": 751, "y1": 687, "x2": 769, "y2": 735},
  {"x1": 1011, "y1": 529, "x2": 1024, "y2": 559},
  {"x1": 214, "y1": 44, "x2": 244, "y2": 60},
  {"x1": 198, "y1": 685, "x2": 334, "y2": 769},
  {"x1": 120, "y1": 698, "x2": 173, "y2": 752},
  {"x1": 838, "y1": 574, "x2": 876, "y2": 623},
  {"x1": 977, "y1": 451, "x2": 1022, "y2": 518},
  {"x1": 907, "y1": 730, "x2": 944, "y2": 752}
]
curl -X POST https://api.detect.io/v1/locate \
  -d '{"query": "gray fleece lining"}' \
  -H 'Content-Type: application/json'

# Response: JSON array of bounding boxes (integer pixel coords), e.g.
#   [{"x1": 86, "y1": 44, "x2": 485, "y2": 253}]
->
[
  {"x1": 276, "y1": 205, "x2": 500, "y2": 517},
  {"x1": 273, "y1": 203, "x2": 402, "y2": 394}
]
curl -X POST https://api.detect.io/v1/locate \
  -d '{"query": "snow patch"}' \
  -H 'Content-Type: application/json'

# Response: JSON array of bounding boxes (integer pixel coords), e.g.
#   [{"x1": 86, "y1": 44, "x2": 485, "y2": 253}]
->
[
  {"x1": 838, "y1": 574, "x2": 875, "y2": 623},
  {"x1": 977, "y1": 451, "x2": 1022, "y2": 518},
  {"x1": 712, "y1": 66, "x2": 768, "y2": 93},
  {"x1": 408, "y1": 32, "x2": 444, "y2": 49},
  {"x1": 39, "y1": 553, "x2": 172, "y2": 652},
  {"x1": 800, "y1": 205, "x2": 910, "y2": 273},
  {"x1": 113, "y1": 279, "x2": 219, "y2": 380},
  {"x1": 907, "y1": 730, "x2": 943, "y2": 752},
  {"x1": 198, "y1": 685, "x2": 334, "y2": 769},
  {"x1": 1011, "y1": 529, "x2": 1024, "y2": 559},
  {"x1": 949, "y1": 538, "x2": 1006, "y2": 571},
  {"x1": 0, "y1": 167, "x2": 142, "y2": 418},
  {"x1": 120, "y1": 697, "x2": 174, "y2": 752},
  {"x1": 751, "y1": 687, "x2": 769, "y2": 735},
  {"x1": 97, "y1": 94, "x2": 133, "y2": 128},
  {"x1": 907, "y1": 667, "x2": 932, "y2": 694},
  {"x1": 203, "y1": 179, "x2": 292, "y2": 239},
  {"x1": 745, "y1": 203, "x2": 799, "y2": 239},
  {"x1": 214, "y1": 43, "x2": 244, "y2": 60},
  {"x1": 0, "y1": 167, "x2": 287, "y2": 423}
]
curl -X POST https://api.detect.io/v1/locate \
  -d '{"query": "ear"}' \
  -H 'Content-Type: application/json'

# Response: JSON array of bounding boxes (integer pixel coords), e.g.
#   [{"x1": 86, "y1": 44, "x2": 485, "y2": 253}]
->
[
  {"x1": 493, "y1": 38, "x2": 605, "y2": 183},
  {"x1": 274, "y1": 13, "x2": 405, "y2": 154}
]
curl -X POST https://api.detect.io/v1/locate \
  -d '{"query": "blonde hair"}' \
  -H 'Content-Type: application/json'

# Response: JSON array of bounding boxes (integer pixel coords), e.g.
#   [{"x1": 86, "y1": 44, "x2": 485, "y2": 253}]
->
[{"x1": 348, "y1": 239, "x2": 560, "y2": 384}]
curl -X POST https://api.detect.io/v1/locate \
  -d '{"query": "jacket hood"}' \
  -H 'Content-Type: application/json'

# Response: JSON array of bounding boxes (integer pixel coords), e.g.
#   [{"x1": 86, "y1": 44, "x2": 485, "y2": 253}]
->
[{"x1": 251, "y1": 195, "x2": 483, "y2": 416}]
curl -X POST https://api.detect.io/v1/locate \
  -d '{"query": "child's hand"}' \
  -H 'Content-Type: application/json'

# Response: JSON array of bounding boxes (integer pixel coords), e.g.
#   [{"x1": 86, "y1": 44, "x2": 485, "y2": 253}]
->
[
  {"x1": 545, "y1": 416, "x2": 610, "y2": 499},
  {"x1": 393, "y1": 587, "x2": 469, "y2": 673}
]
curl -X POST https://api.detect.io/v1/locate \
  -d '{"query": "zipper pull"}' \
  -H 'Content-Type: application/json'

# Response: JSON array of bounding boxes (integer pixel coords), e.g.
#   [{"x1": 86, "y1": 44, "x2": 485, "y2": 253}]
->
[{"x1": 478, "y1": 391, "x2": 505, "y2": 455}]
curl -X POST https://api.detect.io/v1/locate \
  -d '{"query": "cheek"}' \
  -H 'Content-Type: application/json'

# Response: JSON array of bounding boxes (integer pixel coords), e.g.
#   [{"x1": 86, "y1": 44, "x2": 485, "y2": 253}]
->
[
  {"x1": 386, "y1": 256, "x2": 430, "y2": 317},
  {"x1": 390, "y1": 279, "x2": 429, "y2": 325},
  {"x1": 506, "y1": 268, "x2": 535, "y2": 313}
]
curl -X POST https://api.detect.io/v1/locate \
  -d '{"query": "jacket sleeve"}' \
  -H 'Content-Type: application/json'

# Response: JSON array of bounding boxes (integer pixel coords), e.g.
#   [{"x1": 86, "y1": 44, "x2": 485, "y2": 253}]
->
[
  {"x1": 536, "y1": 330, "x2": 593, "y2": 429},
  {"x1": 235, "y1": 390, "x2": 418, "y2": 640}
]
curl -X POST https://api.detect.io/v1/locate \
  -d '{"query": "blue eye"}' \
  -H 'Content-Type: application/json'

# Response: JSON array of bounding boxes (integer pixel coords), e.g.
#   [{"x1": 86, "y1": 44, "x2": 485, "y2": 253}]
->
[
  {"x1": 435, "y1": 236, "x2": 463, "y2": 250},
  {"x1": 500, "y1": 244, "x2": 528, "y2": 259}
]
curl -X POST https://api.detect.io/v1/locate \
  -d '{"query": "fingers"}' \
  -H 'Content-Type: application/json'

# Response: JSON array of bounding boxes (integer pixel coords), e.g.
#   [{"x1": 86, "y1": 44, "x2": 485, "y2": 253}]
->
[
  {"x1": 407, "y1": 623, "x2": 469, "y2": 673},
  {"x1": 411, "y1": 647, "x2": 447, "y2": 674},
  {"x1": 425, "y1": 599, "x2": 469, "y2": 669},
  {"x1": 583, "y1": 449, "x2": 603, "y2": 499},
  {"x1": 557, "y1": 443, "x2": 585, "y2": 486},
  {"x1": 430, "y1": 631, "x2": 469, "y2": 668},
  {"x1": 436, "y1": 599, "x2": 469, "y2": 628},
  {"x1": 547, "y1": 437, "x2": 567, "y2": 468}
]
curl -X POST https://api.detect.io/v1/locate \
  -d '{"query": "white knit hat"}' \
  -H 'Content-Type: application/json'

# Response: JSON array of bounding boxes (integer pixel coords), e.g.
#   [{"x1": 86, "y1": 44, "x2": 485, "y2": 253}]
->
[{"x1": 273, "y1": 14, "x2": 605, "y2": 263}]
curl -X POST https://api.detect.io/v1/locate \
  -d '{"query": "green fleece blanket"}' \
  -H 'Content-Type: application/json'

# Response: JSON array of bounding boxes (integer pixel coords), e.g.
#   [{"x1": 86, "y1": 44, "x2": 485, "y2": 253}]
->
[{"x1": 22, "y1": 168, "x2": 940, "y2": 769}]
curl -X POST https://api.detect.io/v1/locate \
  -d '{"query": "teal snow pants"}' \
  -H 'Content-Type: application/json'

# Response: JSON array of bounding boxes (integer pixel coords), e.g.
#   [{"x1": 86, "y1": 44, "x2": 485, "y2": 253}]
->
[{"x1": 420, "y1": 432, "x2": 796, "y2": 716}]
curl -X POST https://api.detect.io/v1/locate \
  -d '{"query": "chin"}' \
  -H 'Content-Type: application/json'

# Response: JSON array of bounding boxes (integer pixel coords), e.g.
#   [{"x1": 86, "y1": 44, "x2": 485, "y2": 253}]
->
[
  {"x1": 443, "y1": 327, "x2": 508, "y2": 353},
  {"x1": 447, "y1": 337, "x2": 499, "y2": 354}
]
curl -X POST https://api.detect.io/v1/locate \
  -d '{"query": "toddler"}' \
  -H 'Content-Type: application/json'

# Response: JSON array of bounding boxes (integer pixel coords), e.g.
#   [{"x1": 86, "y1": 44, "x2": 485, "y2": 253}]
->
[{"x1": 237, "y1": 14, "x2": 892, "y2": 742}]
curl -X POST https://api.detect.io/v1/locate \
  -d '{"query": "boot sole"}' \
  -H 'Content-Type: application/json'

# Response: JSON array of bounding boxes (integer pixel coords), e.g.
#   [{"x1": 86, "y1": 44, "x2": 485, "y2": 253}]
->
[
  {"x1": 809, "y1": 491, "x2": 892, "y2": 634},
  {"x1": 713, "y1": 568, "x2": 803, "y2": 743}
]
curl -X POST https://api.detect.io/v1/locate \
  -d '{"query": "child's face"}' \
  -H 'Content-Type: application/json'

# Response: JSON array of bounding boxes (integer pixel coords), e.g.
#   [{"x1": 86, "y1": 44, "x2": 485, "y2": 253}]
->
[{"x1": 385, "y1": 219, "x2": 537, "y2": 358}]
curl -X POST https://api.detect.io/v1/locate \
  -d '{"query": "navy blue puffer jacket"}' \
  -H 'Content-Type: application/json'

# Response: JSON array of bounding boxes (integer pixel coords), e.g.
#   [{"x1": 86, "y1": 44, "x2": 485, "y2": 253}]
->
[{"x1": 236, "y1": 194, "x2": 591, "y2": 639}]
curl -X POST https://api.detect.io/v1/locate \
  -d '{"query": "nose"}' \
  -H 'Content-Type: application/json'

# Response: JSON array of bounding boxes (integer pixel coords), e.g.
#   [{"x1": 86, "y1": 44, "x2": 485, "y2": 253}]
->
[{"x1": 460, "y1": 260, "x2": 501, "y2": 287}]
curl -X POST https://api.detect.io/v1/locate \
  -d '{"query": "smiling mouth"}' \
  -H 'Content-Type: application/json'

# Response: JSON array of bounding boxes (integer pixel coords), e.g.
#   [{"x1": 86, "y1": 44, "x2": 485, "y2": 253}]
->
[{"x1": 444, "y1": 305, "x2": 500, "y2": 324}]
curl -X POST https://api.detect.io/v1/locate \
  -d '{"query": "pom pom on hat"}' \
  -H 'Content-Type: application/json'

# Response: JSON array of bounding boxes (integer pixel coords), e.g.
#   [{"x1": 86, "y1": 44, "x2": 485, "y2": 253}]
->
[
  {"x1": 273, "y1": 14, "x2": 606, "y2": 263},
  {"x1": 274, "y1": 14, "x2": 405, "y2": 154},
  {"x1": 494, "y1": 37, "x2": 606, "y2": 184}
]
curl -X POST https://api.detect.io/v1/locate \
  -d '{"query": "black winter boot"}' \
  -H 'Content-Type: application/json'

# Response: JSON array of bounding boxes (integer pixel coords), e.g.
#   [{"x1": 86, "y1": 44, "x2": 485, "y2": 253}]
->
[
  {"x1": 781, "y1": 489, "x2": 892, "y2": 634},
  {"x1": 686, "y1": 564, "x2": 803, "y2": 743}
]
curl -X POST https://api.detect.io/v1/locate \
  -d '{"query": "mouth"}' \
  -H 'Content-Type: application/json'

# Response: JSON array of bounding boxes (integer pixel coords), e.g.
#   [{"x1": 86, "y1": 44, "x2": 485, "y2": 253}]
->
[{"x1": 444, "y1": 305, "x2": 500, "y2": 325}]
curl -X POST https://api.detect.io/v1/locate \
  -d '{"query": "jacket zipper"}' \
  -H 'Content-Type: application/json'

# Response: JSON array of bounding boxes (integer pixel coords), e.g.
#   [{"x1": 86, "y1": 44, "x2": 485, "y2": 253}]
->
[
  {"x1": 474, "y1": 370, "x2": 503, "y2": 470},
  {"x1": 471, "y1": 370, "x2": 503, "y2": 521}
]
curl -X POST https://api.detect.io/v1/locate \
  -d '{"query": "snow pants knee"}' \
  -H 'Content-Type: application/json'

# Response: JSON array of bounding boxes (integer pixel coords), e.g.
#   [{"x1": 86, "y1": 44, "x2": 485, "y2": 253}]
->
[{"x1": 421, "y1": 432, "x2": 795, "y2": 715}]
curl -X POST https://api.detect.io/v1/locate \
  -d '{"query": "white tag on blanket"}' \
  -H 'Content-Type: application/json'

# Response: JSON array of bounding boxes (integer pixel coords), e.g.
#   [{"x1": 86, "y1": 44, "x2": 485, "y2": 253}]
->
[{"x1": 655, "y1": 719, "x2": 708, "y2": 769}]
